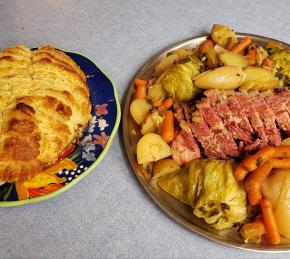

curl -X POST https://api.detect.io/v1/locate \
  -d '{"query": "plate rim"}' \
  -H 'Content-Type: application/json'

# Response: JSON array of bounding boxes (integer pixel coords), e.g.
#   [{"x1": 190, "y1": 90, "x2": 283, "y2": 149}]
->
[
  {"x1": 0, "y1": 49, "x2": 121, "y2": 207},
  {"x1": 123, "y1": 33, "x2": 290, "y2": 252}
]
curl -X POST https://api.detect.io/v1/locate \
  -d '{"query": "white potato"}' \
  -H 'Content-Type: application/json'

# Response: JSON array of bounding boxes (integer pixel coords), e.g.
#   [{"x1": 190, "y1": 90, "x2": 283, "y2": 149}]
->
[
  {"x1": 130, "y1": 99, "x2": 151, "y2": 125},
  {"x1": 152, "y1": 158, "x2": 180, "y2": 178},
  {"x1": 211, "y1": 24, "x2": 238, "y2": 49},
  {"x1": 193, "y1": 66, "x2": 246, "y2": 90},
  {"x1": 218, "y1": 51, "x2": 249, "y2": 68},
  {"x1": 141, "y1": 111, "x2": 163, "y2": 135},
  {"x1": 137, "y1": 133, "x2": 172, "y2": 164}
]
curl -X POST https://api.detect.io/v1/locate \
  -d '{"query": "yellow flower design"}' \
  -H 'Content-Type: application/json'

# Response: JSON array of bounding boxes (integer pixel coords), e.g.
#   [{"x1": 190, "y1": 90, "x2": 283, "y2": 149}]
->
[{"x1": 16, "y1": 159, "x2": 77, "y2": 200}]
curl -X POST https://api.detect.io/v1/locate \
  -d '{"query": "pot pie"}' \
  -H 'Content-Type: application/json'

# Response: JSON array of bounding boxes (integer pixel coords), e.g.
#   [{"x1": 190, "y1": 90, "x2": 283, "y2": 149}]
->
[{"x1": 0, "y1": 45, "x2": 91, "y2": 182}]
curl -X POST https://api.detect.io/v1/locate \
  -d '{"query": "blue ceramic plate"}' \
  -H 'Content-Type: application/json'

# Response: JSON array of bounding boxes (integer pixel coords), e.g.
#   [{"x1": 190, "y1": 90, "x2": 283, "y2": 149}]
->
[{"x1": 0, "y1": 50, "x2": 121, "y2": 207}]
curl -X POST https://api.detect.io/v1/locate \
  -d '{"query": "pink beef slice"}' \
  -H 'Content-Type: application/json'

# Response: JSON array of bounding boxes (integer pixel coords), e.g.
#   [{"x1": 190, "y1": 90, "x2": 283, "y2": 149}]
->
[
  {"x1": 251, "y1": 91, "x2": 281, "y2": 146},
  {"x1": 236, "y1": 91, "x2": 269, "y2": 150},
  {"x1": 264, "y1": 91, "x2": 290, "y2": 136},
  {"x1": 205, "y1": 89, "x2": 253, "y2": 144},
  {"x1": 196, "y1": 98, "x2": 239, "y2": 157},
  {"x1": 173, "y1": 103, "x2": 184, "y2": 123},
  {"x1": 190, "y1": 110, "x2": 227, "y2": 158},
  {"x1": 226, "y1": 93, "x2": 255, "y2": 139},
  {"x1": 171, "y1": 127, "x2": 201, "y2": 166}
]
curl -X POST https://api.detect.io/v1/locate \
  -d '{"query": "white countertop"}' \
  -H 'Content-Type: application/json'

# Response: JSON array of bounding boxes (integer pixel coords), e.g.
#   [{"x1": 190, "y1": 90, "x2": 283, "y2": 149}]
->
[{"x1": 0, "y1": 0, "x2": 290, "y2": 258}]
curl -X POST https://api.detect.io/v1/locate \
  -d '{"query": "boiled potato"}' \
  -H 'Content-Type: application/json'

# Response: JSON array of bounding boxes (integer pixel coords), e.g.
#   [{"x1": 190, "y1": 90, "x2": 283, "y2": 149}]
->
[
  {"x1": 137, "y1": 133, "x2": 172, "y2": 164},
  {"x1": 193, "y1": 66, "x2": 246, "y2": 90},
  {"x1": 147, "y1": 83, "x2": 166, "y2": 104},
  {"x1": 130, "y1": 99, "x2": 152, "y2": 125},
  {"x1": 152, "y1": 158, "x2": 180, "y2": 178},
  {"x1": 211, "y1": 24, "x2": 238, "y2": 49},
  {"x1": 141, "y1": 111, "x2": 163, "y2": 135},
  {"x1": 240, "y1": 66, "x2": 280, "y2": 90},
  {"x1": 155, "y1": 54, "x2": 178, "y2": 76},
  {"x1": 218, "y1": 51, "x2": 249, "y2": 67}
]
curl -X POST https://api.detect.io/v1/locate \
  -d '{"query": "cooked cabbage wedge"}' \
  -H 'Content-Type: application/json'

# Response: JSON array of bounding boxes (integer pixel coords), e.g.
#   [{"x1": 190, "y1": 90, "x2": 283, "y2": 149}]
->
[
  {"x1": 240, "y1": 66, "x2": 280, "y2": 90},
  {"x1": 157, "y1": 159, "x2": 247, "y2": 229},
  {"x1": 159, "y1": 55, "x2": 204, "y2": 102},
  {"x1": 270, "y1": 48, "x2": 290, "y2": 87}
]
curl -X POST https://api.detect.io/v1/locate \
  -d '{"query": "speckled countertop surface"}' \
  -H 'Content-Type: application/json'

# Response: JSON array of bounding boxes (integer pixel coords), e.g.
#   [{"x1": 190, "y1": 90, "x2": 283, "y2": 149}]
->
[{"x1": 0, "y1": 0, "x2": 290, "y2": 258}]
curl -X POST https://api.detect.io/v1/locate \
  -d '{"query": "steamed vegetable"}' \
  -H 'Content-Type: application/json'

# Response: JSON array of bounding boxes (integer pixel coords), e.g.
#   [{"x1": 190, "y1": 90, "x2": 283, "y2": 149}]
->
[
  {"x1": 147, "y1": 83, "x2": 166, "y2": 105},
  {"x1": 152, "y1": 158, "x2": 181, "y2": 178},
  {"x1": 262, "y1": 169, "x2": 290, "y2": 239},
  {"x1": 155, "y1": 54, "x2": 179, "y2": 76},
  {"x1": 141, "y1": 110, "x2": 163, "y2": 135},
  {"x1": 198, "y1": 39, "x2": 219, "y2": 69},
  {"x1": 157, "y1": 159, "x2": 247, "y2": 229},
  {"x1": 260, "y1": 199, "x2": 280, "y2": 245},
  {"x1": 130, "y1": 99, "x2": 152, "y2": 125},
  {"x1": 161, "y1": 110, "x2": 174, "y2": 143},
  {"x1": 170, "y1": 48, "x2": 194, "y2": 61},
  {"x1": 210, "y1": 24, "x2": 238, "y2": 49},
  {"x1": 134, "y1": 79, "x2": 148, "y2": 99},
  {"x1": 218, "y1": 51, "x2": 249, "y2": 67},
  {"x1": 240, "y1": 66, "x2": 280, "y2": 91},
  {"x1": 137, "y1": 133, "x2": 172, "y2": 164},
  {"x1": 193, "y1": 66, "x2": 246, "y2": 90},
  {"x1": 160, "y1": 55, "x2": 204, "y2": 102},
  {"x1": 270, "y1": 48, "x2": 290, "y2": 87},
  {"x1": 234, "y1": 146, "x2": 290, "y2": 181},
  {"x1": 231, "y1": 37, "x2": 252, "y2": 53},
  {"x1": 240, "y1": 219, "x2": 266, "y2": 244}
]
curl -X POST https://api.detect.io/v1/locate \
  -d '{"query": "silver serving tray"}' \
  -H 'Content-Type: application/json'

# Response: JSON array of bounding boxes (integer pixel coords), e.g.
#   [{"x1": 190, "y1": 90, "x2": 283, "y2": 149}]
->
[{"x1": 123, "y1": 33, "x2": 290, "y2": 252}]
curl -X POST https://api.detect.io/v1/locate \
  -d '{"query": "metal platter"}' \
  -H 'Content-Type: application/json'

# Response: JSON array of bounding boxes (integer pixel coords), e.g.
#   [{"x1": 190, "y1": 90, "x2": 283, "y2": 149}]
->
[{"x1": 123, "y1": 33, "x2": 290, "y2": 252}]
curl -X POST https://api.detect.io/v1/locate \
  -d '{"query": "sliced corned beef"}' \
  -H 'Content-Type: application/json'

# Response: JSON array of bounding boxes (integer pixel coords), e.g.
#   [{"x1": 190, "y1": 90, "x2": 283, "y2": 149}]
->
[
  {"x1": 251, "y1": 91, "x2": 281, "y2": 146},
  {"x1": 171, "y1": 126, "x2": 201, "y2": 166},
  {"x1": 173, "y1": 103, "x2": 184, "y2": 123},
  {"x1": 171, "y1": 89, "x2": 288, "y2": 161},
  {"x1": 264, "y1": 91, "x2": 290, "y2": 136},
  {"x1": 196, "y1": 98, "x2": 239, "y2": 157},
  {"x1": 190, "y1": 111, "x2": 227, "y2": 158},
  {"x1": 236, "y1": 91, "x2": 268, "y2": 149},
  {"x1": 205, "y1": 89, "x2": 253, "y2": 144},
  {"x1": 226, "y1": 93, "x2": 255, "y2": 138}
]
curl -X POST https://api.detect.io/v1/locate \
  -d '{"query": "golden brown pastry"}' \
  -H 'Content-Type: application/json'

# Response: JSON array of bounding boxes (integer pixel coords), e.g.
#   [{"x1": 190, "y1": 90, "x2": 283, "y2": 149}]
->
[{"x1": 0, "y1": 45, "x2": 91, "y2": 182}]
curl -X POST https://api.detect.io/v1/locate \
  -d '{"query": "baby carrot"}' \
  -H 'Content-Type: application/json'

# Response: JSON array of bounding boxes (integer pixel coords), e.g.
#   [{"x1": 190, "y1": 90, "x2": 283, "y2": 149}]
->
[
  {"x1": 161, "y1": 110, "x2": 174, "y2": 142},
  {"x1": 134, "y1": 79, "x2": 148, "y2": 99},
  {"x1": 262, "y1": 58, "x2": 274, "y2": 68},
  {"x1": 270, "y1": 158, "x2": 290, "y2": 168},
  {"x1": 158, "y1": 98, "x2": 173, "y2": 112},
  {"x1": 134, "y1": 79, "x2": 148, "y2": 86},
  {"x1": 245, "y1": 161, "x2": 273, "y2": 206},
  {"x1": 231, "y1": 37, "x2": 252, "y2": 53},
  {"x1": 246, "y1": 49, "x2": 257, "y2": 65},
  {"x1": 272, "y1": 145, "x2": 290, "y2": 158},
  {"x1": 234, "y1": 166, "x2": 248, "y2": 181},
  {"x1": 260, "y1": 199, "x2": 280, "y2": 245},
  {"x1": 198, "y1": 39, "x2": 214, "y2": 54},
  {"x1": 241, "y1": 146, "x2": 275, "y2": 172}
]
